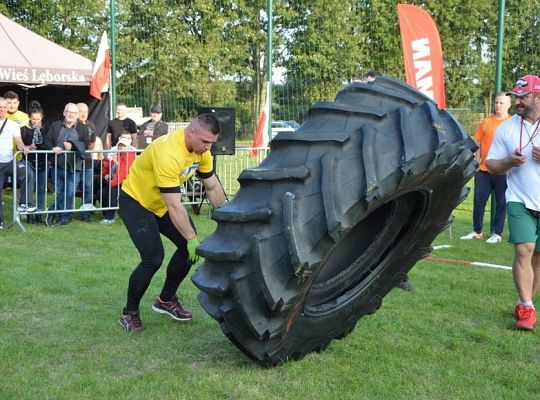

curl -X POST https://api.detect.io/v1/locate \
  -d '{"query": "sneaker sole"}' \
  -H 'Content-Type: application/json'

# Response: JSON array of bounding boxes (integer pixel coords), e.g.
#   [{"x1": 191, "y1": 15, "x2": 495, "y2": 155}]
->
[
  {"x1": 151, "y1": 305, "x2": 192, "y2": 321},
  {"x1": 515, "y1": 323, "x2": 535, "y2": 331}
]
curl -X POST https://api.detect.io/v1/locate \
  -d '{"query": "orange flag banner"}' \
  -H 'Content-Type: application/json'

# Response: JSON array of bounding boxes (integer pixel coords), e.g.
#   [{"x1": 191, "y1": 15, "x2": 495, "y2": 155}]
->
[
  {"x1": 250, "y1": 82, "x2": 270, "y2": 157},
  {"x1": 397, "y1": 4, "x2": 446, "y2": 109}
]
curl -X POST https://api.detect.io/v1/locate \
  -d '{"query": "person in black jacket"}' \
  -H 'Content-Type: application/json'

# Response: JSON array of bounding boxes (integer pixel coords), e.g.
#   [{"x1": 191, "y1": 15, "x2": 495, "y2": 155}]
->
[
  {"x1": 20, "y1": 101, "x2": 50, "y2": 222},
  {"x1": 44, "y1": 103, "x2": 90, "y2": 226},
  {"x1": 137, "y1": 105, "x2": 169, "y2": 148}
]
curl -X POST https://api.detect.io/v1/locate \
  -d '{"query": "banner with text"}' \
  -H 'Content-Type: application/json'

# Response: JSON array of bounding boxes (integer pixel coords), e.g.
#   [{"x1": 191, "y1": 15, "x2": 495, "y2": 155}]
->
[
  {"x1": 0, "y1": 67, "x2": 89, "y2": 86},
  {"x1": 398, "y1": 4, "x2": 446, "y2": 109}
]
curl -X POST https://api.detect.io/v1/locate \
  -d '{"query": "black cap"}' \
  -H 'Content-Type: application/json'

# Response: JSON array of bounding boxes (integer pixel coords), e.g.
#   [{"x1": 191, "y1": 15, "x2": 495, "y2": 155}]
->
[{"x1": 150, "y1": 105, "x2": 162, "y2": 113}]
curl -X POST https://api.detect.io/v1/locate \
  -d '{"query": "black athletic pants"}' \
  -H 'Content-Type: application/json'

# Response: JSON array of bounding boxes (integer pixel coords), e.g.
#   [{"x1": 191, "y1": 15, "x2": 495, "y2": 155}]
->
[{"x1": 118, "y1": 190, "x2": 193, "y2": 312}]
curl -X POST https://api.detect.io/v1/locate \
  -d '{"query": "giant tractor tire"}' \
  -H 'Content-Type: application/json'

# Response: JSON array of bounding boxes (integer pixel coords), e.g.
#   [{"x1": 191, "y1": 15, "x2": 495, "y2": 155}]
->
[{"x1": 192, "y1": 77, "x2": 477, "y2": 367}]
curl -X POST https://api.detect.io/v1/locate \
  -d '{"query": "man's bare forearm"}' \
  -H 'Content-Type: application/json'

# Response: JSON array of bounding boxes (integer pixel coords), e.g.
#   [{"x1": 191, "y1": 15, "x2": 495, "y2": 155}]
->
[
  {"x1": 203, "y1": 175, "x2": 226, "y2": 208},
  {"x1": 487, "y1": 153, "x2": 527, "y2": 175},
  {"x1": 162, "y1": 192, "x2": 197, "y2": 240}
]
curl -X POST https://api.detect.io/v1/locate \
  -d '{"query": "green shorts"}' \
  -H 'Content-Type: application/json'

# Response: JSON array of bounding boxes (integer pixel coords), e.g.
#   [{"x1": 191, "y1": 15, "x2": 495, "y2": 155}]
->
[{"x1": 507, "y1": 202, "x2": 540, "y2": 251}]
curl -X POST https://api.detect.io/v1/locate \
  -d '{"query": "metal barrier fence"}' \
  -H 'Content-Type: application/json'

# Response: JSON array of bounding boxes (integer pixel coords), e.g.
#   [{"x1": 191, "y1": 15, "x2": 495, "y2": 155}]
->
[
  {"x1": 214, "y1": 147, "x2": 269, "y2": 197},
  {"x1": 9, "y1": 146, "x2": 477, "y2": 233},
  {"x1": 9, "y1": 147, "x2": 270, "y2": 231}
]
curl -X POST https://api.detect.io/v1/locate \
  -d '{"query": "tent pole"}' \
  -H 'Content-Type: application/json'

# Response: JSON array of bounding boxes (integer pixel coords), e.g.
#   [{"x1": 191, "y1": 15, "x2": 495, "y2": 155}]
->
[{"x1": 109, "y1": 0, "x2": 117, "y2": 116}]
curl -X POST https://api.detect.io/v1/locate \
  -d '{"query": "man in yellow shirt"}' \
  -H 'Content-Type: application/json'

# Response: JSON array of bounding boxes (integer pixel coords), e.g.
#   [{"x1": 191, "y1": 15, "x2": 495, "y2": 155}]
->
[
  {"x1": 4, "y1": 91, "x2": 29, "y2": 127},
  {"x1": 118, "y1": 114, "x2": 226, "y2": 333}
]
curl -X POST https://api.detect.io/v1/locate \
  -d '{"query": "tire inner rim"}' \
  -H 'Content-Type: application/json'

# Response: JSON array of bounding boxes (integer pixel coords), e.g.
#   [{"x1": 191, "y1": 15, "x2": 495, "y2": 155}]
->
[{"x1": 304, "y1": 191, "x2": 427, "y2": 315}]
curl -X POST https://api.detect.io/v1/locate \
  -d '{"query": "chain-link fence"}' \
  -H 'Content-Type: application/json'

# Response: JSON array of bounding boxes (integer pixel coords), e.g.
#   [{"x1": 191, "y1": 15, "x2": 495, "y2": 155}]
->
[
  {"x1": 2, "y1": 1, "x2": 539, "y2": 138},
  {"x1": 1, "y1": 1, "x2": 539, "y2": 221}
]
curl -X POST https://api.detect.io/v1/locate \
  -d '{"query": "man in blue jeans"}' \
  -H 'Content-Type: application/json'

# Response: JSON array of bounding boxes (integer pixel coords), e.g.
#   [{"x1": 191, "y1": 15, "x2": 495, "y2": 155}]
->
[
  {"x1": 20, "y1": 104, "x2": 50, "y2": 223},
  {"x1": 461, "y1": 92, "x2": 511, "y2": 243},
  {"x1": 45, "y1": 103, "x2": 90, "y2": 226},
  {"x1": 76, "y1": 102, "x2": 97, "y2": 221}
]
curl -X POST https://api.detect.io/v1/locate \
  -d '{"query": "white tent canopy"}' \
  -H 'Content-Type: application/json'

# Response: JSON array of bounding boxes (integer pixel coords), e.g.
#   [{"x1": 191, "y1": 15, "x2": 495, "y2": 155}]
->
[{"x1": 0, "y1": 13, "x2": 93, "y2": 86}]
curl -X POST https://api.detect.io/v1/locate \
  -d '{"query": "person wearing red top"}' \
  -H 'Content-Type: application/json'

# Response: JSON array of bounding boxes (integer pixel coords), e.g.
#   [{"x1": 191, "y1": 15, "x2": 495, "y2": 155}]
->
[
  {"x1": 461, "y1": 92, "x2": 512, "y2": 243},
  {"x1": 100, "y1": 136, "x2": 136, "y2": 224}
]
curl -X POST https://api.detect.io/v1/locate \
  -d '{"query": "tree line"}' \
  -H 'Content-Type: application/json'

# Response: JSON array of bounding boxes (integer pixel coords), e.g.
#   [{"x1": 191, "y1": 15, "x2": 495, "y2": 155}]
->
[{"x1": 2, "y1": 0, "x2": 539, "y2": 136}]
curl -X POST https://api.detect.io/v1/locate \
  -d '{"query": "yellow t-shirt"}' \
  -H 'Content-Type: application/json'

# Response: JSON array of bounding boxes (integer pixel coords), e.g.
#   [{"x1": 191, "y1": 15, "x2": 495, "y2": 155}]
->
[
  {"x1": 122, "y1": 128, "x2": 213, "y2": 216},
  {"x1": 7, "y1": 110, "x2": 29, "y2": 128},
  {"x1": 7, "y1": 111, "x2": 29, "y2": 160}
]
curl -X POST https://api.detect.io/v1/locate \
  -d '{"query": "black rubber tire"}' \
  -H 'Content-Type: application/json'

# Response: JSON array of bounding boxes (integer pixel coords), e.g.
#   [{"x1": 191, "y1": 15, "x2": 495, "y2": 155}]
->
[{"x1": 192, "y1": 77, "x2": 477, "y2": 367}]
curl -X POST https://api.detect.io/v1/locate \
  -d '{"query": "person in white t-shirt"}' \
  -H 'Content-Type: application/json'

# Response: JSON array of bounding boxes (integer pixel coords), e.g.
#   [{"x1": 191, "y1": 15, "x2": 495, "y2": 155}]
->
[
  {"x1": 0, "y1": 97, "x2": 35, "y2": 229},
  {"x1": 487, "y1": 75, "x2": 540, "y2": 331}
]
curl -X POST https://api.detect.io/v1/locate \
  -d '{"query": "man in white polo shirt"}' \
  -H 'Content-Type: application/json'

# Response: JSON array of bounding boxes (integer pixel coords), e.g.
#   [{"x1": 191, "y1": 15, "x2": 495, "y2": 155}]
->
[{"x1": 487, "y1": 75, "x2": 540, "y2": 331}]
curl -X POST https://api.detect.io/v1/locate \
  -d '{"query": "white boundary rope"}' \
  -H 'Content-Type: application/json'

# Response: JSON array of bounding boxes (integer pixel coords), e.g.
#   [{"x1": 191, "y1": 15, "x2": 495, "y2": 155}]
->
[{"x1": 430, "y1": 245, "x2": 512, "y2": 271}]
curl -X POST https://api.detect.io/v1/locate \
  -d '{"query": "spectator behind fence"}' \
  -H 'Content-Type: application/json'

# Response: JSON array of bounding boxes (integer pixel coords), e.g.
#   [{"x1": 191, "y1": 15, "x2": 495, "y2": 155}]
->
[
  {"x1": 0, "y1": 97, "x2": 35, "y2": 230},
  {"x1": 461, "y1": 92, "x2": 512, "y2": 243},
  {"x1": 3, "y1": 91, "x2": 30, "y2": 191},
  {"x1": 105, "y1": 102, "x2": 137, "y2": 149},
  {"x1": 45, "y1": 103, "x2": 90, "y2": 227},
  {"x1": 486, "y1": 75, "x2": 540, "y2": 331},
  {"x1": 364, "y1": 69, "x2": 381, "y2": 83},
  {"x1": 20, "y1": 101, "x2": 50, "y2": 223},
  {"x1": 99, "y1": 135, "x2": 136, "y2": 224},
  {"x1": 76, "y1": 102, "x2": 97, "y2": 221},
  {"x1": 4, "y1": 91, "x2": 29, "y2": 128},
  {"x1": 109, "y1": 130, "x2": 133, "y2": 156},
  {"x1": 94, "y1": 131, "x2": 131, "y2": 204},
  {"x1": 91, "y1": 134, "x2": 104, "y2": 161},
  {"x1": 350, "y1": 69, "x2": 380, "y2": 83},
  {"x1": 137, "y1": 105, "x2": 168, "y2": 148}
]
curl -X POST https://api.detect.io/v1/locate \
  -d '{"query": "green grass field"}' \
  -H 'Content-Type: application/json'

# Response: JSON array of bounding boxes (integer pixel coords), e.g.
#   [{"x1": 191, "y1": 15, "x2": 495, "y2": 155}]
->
[{"x1": 1, "y1": 195, "x2": 539, "y2": 399}]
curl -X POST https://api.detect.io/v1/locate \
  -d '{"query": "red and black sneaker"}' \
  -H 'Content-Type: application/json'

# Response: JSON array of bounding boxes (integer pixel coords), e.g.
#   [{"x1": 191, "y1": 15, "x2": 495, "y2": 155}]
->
[
  {"x1": 152, "y1": 295, "x2": 193, "y2": 321},
  {"x1": 119, "y1": 310, "x2": 144, "y2": 333},
  {"x1": 515, "y1": 305, "x2": 536, "y2": 331},
  {"x1": 514, "y1": 304, "x2": 524, "y2": 319}
]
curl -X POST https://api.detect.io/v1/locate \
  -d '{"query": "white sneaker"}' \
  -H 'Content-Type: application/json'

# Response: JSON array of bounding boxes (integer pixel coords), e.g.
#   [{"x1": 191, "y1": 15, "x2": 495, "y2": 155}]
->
[
  {"x1": 79, "y1": 203, "x2": 97, "y2": 211},
  {"x1": 460, "y1": 231, "x2": 483, "y2": 240},
  {"x1": 100, "y1": 218, "x2": 115, "y2": 225},
  {"x1": 17, "y1": 203, "x2": 37, "y2": 213},
  {"x1": 486, "y1": 234, "x2": 502, "y2": 244}
]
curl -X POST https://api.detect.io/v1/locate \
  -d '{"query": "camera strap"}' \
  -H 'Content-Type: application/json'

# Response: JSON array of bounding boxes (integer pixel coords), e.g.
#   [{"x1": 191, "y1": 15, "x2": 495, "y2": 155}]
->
[{"x1": 0, "y1": 118, "x2": 8, "y2": 136}]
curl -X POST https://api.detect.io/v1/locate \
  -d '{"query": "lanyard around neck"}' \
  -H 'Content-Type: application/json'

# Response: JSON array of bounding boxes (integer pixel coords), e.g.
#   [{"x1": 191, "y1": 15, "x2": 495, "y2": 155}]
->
[{"x1": 519, "y1": 117, "x2": 540, "y2": 153}]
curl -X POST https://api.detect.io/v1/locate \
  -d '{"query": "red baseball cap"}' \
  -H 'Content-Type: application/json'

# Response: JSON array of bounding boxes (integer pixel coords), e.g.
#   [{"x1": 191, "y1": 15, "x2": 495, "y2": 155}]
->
[{"x1": 509, "y1": 75, "x2": 540, "y2": 97}]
